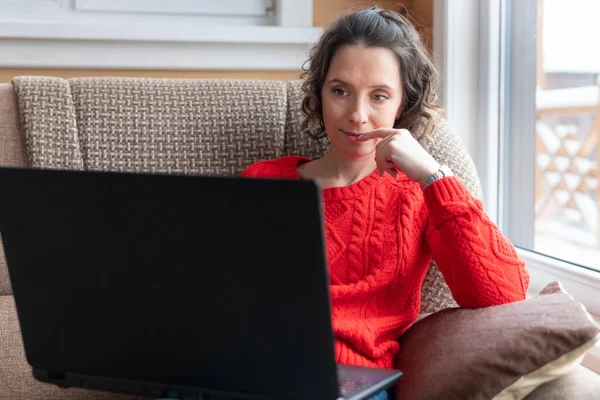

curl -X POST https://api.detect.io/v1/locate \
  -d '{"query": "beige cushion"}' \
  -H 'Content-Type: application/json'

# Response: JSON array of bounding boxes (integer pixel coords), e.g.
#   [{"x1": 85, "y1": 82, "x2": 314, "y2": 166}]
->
[
  {"x1": 0, "y1": 83, "x2": 28, "y2": 296},
  {"x1": 395, "y1": 282, "x2": 600, "y2": 400},
  {"x1": 0, "y1": 295, "x2": 147, "y2": 399},
  {"x1": 12, "y1": 76, "x2": 289, "y2": 175}
]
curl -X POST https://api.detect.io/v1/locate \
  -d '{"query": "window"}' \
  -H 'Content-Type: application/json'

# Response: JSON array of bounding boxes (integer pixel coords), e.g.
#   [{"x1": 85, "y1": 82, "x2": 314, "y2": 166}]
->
[
  {"x1": 504, "y1": 0, "x2": 600, "y2": 272},
  {"x1": 435, "y1": 0, "x2": 600, "y2": 372},
  {"x1": 533, "y1": 0, "x2": 600, "y2": 270}
]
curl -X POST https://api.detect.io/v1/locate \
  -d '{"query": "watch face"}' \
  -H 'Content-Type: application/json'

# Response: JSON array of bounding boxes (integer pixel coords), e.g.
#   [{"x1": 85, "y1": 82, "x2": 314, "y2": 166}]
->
[{"x1": 421, "y1": 166, "x2": 453, "y2": 189}]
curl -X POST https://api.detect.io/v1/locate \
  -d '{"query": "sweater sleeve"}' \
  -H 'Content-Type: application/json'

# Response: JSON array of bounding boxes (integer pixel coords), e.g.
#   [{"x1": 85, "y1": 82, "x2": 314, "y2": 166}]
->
[
  {"x1": 240, "y1": 157, "x2": 301, "y2": 178},
  {"x1": 240, "y1": 162, "x2": 264, "y2": 177},
  {"x1": 423, "y1": 176, "x2": 530, "y2": 308}
]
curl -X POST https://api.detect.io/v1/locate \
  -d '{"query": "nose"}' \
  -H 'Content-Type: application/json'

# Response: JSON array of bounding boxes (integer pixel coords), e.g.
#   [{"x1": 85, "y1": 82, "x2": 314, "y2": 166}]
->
[{"x1": 349, "y1": 98, "x2": 368, "y2": 126}]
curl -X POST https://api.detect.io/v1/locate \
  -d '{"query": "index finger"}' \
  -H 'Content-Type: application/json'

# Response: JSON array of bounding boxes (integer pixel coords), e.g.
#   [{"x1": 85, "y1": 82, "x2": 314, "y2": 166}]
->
[{"x1": 356, "y1": 128, "x2": 397, "y2": 141}]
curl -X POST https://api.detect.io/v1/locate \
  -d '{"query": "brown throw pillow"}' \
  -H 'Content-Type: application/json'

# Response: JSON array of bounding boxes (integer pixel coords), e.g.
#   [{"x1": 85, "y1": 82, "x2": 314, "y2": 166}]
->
[{"x1": 395, "y1": 282, "x2": 600, "y2": 400}]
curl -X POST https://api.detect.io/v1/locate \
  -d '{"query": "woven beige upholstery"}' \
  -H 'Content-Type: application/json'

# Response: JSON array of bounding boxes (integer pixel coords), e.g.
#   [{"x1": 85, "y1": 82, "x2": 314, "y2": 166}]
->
[
  {"x1": 69, "y1": 78, "x2": 287, "y2": 175},
  {"x1": 416, "y1": 115, "x2": 483, "y2": 312},
  {"x1": 13, "y1": 77, "x2": 289, "y2": 175}
]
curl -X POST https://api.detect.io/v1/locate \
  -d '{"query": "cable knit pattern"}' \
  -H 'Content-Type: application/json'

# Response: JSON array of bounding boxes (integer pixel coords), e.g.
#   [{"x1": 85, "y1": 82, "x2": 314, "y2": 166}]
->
[
  {"x1": 347, "y1": 197, "x2": 368, "y2": 283},
  {"x1": 241, "y1": 156, "x2": 530, "y2": 369}
]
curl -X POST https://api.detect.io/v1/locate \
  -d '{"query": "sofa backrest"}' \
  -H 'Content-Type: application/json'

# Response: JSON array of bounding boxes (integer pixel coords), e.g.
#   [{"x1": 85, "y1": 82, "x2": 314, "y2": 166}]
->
[
  {"x1": 2, "y1": 76, "x2": 483, "y2": 313},
  {"x1": 10, "y1": 77, "x2": 331, "y2": 175}
]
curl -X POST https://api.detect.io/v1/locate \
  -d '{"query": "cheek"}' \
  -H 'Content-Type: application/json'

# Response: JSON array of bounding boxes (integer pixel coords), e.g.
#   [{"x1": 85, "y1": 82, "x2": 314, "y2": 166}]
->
[
  {"x1": 322, "y1": 100, "x2": 344, "y2": 125},
  {"x1": 373, "y1": 105, "x2": 401, "y2": 128}
]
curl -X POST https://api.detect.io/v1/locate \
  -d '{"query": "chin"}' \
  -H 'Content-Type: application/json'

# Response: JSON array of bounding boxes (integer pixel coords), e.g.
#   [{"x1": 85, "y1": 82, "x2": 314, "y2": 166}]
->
[{"x1": 340, "y1": 145, "x2": 376, "y2": 160}]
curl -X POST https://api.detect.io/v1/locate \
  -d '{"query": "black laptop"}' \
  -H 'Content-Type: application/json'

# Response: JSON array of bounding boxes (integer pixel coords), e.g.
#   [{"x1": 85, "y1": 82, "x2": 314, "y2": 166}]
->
[{"x1": 0, "y1": 166, "x2": 402, "y2": 400}]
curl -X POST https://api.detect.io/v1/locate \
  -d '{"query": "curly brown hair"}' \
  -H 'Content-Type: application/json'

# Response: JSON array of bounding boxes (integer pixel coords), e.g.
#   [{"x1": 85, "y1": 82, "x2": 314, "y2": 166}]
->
[{"x1": 300, "y1": 7, "x2": 441, "y2": 140}]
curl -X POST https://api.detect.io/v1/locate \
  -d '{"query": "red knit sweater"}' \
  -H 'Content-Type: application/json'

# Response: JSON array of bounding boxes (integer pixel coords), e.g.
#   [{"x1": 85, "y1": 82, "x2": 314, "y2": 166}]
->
[{"x1": 241, "y1": 156, "x2": 529, "y2": 369}]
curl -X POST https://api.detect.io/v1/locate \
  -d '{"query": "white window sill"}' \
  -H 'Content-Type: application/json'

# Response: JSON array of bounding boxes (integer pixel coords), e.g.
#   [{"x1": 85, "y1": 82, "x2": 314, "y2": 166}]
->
[
  {"x1": 520, "y1": 248, "x2": 600, "y2": 374},
  {"x1": 0, "y1": 20, "x2": 322, "y2": 70},
  {"x1": 0, "y1": 20, "x2": 322, "y2": 45},
  {"x1": 520, "y1": 248, "x2": 600, "y2": 315}
]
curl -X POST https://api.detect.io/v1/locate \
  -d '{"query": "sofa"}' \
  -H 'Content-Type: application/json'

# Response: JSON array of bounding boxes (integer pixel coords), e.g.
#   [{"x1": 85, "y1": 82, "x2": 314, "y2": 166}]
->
[{"x1": 0, "y1": 76, "x2": 599, "y2": 399}]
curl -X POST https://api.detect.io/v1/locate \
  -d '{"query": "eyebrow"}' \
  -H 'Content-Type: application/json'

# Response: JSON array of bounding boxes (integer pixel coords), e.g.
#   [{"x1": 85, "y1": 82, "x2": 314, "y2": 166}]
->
[{"x1": 327, "y1": 78, "x2": 395, "y2": 91}]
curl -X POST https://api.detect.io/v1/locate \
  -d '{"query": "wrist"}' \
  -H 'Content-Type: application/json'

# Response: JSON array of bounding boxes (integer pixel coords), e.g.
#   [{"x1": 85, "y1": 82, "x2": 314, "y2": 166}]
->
[
  {"x1": 417, "y1": 161, "x2": 441, "y2": 182},
  {"x1": 420, "y1": 165, "x2": 453, "y2": 190}
]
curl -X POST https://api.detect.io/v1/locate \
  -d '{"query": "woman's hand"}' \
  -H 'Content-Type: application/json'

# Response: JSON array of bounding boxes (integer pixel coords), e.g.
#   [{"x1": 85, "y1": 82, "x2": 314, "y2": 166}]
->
[{"x1": 356, "y1": 128, "x2": 440, "y2": 182}]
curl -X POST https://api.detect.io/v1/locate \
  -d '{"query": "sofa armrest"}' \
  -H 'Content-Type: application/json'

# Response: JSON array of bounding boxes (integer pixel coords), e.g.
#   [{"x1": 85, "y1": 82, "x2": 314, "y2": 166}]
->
[
  {"x1": 525, "y1": 365, "x2": 600, "y2": 399},
  {"x1": 0, "y1": 83, "x2": 27, "y2": 168},
  {"x1": 0, "y1": 82, "x2": 27, "y2": 296}
]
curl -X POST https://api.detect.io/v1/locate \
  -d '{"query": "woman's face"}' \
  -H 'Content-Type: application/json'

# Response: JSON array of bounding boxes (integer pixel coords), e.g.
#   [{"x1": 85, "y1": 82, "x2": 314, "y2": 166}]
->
[{"x1": 321, "y1": 44, "x2": 403, "y2": 160}]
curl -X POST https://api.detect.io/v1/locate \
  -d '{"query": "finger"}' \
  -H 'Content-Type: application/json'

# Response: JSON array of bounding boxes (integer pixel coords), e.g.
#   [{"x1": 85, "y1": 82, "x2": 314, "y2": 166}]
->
[
  {"x1": 375, "y1": 134, "x2": 395, "y2": 152},
  {"x1": 379, "y1": 165, "x2": 398, "y2": 179},
  {"x1": 376, "y1": 159, "x2": 394, "y2": 177},
  {"x1": 384, "y1": 161, "x2": 398, "y2": 179},
  {"x1": 376, "y1": 159, "x2": 396, "y2": 179},
  {"x1": 356, "y1": 128, "x2": 398, "y2": 141},
  {"x1": 375, "y1": 146, "x2": 394, "y2": 164}
]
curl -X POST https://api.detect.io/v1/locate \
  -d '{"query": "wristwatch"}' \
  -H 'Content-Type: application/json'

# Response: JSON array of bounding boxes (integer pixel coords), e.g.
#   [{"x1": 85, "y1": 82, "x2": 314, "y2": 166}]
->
[{"x1": 420, "y1": 165, "x2": 454, "y2": 190}]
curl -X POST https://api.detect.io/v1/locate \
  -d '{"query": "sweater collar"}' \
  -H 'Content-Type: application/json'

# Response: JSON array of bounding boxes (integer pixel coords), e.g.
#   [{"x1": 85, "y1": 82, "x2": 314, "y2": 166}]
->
[{"x1": 282, "y1": 156, "x2": 389, "y2": 201}]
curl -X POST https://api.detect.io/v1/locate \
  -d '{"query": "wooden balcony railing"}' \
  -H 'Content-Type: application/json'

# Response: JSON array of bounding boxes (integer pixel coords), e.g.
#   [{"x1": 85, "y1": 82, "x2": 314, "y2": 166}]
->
[{"x1": 536, "y1": 86, "x2": 600, "y2": 247}]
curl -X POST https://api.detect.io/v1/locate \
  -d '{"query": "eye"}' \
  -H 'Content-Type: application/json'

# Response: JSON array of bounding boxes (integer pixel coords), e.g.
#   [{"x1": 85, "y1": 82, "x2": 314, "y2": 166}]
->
[
  {"x1": 372, "y1": 93, "x2": 390, "y2": 101},
  {"x1": 331, "y1": 87, "x2": 349, "y2": 96}
]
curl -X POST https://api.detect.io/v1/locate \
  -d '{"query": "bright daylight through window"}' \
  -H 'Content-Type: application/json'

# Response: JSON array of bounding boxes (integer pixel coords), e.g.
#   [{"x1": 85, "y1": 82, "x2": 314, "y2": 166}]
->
[{"x1": 533, "y1": 0, "x2": 600, "y2": 271}]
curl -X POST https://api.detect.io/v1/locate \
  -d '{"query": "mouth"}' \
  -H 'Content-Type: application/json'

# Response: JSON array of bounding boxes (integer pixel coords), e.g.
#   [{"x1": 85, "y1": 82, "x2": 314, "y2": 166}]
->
[{"x1": 340, "y1": 130, "x2": 363, "y2": 141}]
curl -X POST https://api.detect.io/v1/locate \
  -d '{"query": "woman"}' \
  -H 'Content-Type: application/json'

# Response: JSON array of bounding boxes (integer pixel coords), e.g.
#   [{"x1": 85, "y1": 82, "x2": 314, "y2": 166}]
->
[{"x1": 242, "y1": 5, "x2": 529, "y2": 390}]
